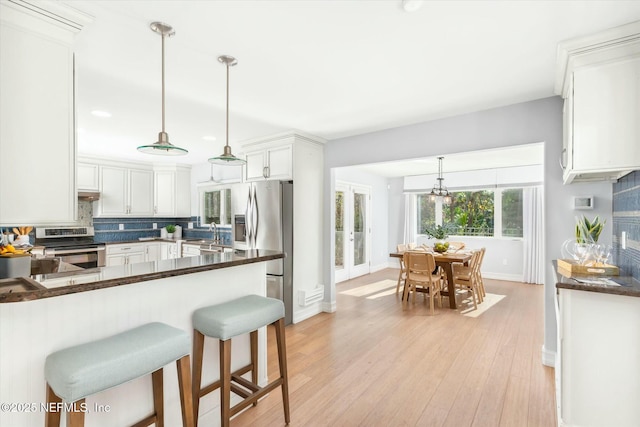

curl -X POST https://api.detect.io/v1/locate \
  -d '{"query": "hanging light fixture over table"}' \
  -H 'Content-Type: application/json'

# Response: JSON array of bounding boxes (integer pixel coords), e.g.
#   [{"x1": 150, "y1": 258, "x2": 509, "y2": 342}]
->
[
  {"x1": 137, "y1": 22, "x2": 188, "y2": 156},
  {"x1": 430, "y1": 156, "x2": 452, "y2": 204},
  {"x1": 209, "y1": 55, "x2": 246, "y2": 166}
]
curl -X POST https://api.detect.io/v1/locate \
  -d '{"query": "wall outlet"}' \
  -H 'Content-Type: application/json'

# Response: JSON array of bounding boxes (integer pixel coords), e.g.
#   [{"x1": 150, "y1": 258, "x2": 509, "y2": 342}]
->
[
  {"x1": 621, "y1": 231, "x2": 627, "y2": 249},
  {"x1": 153, "y1": 223, "x2": 157, "y2": 229},
  {"x1": 118, "y1": 224, "x2": 124, "y2": 231},
  {"x1": 188, "y1": 222, "x2": 194, "y2": 229}
]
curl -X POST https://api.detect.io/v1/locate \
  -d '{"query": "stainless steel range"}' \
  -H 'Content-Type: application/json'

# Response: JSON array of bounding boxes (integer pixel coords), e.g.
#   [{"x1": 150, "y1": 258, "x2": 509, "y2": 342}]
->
[{"x1": 35, "y1": 227, "x2": 106, "y2": 269}]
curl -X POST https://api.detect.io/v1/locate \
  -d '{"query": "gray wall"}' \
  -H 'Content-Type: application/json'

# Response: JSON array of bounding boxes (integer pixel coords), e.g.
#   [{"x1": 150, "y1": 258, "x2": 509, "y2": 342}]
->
[{"x1": 323, "y1": 96, "x2": 613, "y2": 361}]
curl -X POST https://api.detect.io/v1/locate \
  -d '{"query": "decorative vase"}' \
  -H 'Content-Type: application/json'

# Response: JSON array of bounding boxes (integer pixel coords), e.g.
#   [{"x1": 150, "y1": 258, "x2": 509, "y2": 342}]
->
[{"x1": 167, "y1": 233, "x2": 174, "y2": 239}]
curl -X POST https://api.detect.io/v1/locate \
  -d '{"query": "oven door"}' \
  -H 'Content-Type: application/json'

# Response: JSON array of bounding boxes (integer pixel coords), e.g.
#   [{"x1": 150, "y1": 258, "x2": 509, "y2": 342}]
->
[{"x1": 46, "y1": 247, "x2": 106, "y2": 269}]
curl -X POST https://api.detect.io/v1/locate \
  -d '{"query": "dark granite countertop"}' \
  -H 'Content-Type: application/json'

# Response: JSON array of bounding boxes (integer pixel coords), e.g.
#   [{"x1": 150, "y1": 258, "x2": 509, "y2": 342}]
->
[
  {"x1": 554, "y1": 260, "x2": 640, "y2": 297},
  {"x1": 0, "y1": 249, "x2": 283, "y2": 303}
]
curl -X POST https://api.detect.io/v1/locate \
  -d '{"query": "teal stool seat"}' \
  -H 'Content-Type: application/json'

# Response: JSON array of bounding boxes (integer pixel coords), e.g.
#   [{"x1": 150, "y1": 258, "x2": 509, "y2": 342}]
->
[
  {"x1": 193, "y1": 294, "x2": 285, "y2": 340},
  {"x1": 44, "y1": 322, "x2": 194, "y2": 427},
  {"x1": 192, "y1": 295, "x2": 290, "y2": 427}
]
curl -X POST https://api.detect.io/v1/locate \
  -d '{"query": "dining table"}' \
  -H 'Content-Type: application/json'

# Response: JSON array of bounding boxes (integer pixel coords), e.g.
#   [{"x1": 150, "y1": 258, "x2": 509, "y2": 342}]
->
[{"x1": 390, "y1": 250, "x2": 473, "y2": 309}]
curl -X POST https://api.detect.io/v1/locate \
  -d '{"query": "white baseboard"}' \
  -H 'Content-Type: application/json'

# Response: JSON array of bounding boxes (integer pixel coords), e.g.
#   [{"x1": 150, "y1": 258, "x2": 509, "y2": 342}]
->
[
  {"x1": 370, "y1": 262, "x2": 388, "y2": 273},
  {"x1": 322, "y1": 301, "x2": 336, "y2": 313},
  {"x1": 293, "y1": 303, "x2": 323, "y2": 324},
  {"x1": 482, "y1": 272, "x2": 523, "y2": 282},
  {"x1": 541, "y1": 344, "x2": 556, "y2": 368}
]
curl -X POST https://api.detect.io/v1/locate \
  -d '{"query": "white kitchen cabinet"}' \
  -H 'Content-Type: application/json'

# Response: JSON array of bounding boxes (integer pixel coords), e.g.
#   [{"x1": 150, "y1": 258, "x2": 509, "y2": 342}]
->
[
  {"x1": 39, "y1": 273, "x2": 101, "y2": 289},
  {"x1": 105, "y1": 243, "x2": 145, "y2": 266},
  {"x1": 0, "y1": 2, "x2": 91, "y2": 225},
  {"x1": 77, "y1": 163, "x2": 100, "y2": 191},
  {"x1": 240, "y1": 131, "x2": 325, "y2": 323},
  {"x1": 181, "y1": 243, "x2": 201, "y2": 257},
  {"x1": 144, "y1": 242, "x2": 162, "y2": 263},
  {"x1": 244, "y1": 144, "x2": 292, "y2": 181},
  {"x1": 556, "y1": 287, "x2": 640, "y2": 426},
  {"x1": 154, "y1": 165, "x2": 191, "y2": 217},
  {"x1": 556, "y1": 21, "x2": 640, "y2": 184},
  {"x1": 162, "y1": 242, "x2": 178, "y2": 259},
  {"x1": 97, "y1": 166, "x2": 154, "y2": 217}
]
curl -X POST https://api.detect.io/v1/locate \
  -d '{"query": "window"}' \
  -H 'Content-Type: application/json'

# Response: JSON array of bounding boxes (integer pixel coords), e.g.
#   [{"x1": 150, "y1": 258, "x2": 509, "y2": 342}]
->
[
  {"x1": 502, "y1": 188, "x2": 523, "y2": 237},
  {"x1": 415, "y1": 188, "x2": 524, "y2": 238},
  {"x1": 416, "y1": 194, "x2": 436, "y2": 234},
  {"x1": 201, "y1": 188, "x2": 231, "y2": 225},
  {"x1": 443, "y1": 190, "x2": 494, "y2": 237}
]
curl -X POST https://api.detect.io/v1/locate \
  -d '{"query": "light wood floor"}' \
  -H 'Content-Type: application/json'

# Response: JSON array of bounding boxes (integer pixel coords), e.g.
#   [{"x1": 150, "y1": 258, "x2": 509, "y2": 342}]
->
[{"x1": 232, "y1": 269, "x2": 556, "y2": 426}]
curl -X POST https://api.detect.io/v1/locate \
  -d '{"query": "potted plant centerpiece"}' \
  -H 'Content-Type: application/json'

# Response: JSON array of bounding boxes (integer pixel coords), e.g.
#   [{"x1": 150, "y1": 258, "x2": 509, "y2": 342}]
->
[
  {"x1": 426, "y1": 225, "x2": 450, "y2": 253},
  {"x1": 165, "y1": 224, "x2": 176, "y2": 239}
]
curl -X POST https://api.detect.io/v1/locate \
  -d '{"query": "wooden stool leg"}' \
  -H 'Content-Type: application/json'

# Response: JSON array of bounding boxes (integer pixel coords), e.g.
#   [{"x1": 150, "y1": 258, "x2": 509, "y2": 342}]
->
[
  {"x1": 66, "y1": 399, "x2": 85, "y2": 427},
  {"x1": 191, "y1": 330, "x2": 205, "y2": 424},
  {"x1": 45, "y1": 383, "x2": 62, "y2": 427},
  {"x1": 152, "y1": 368, "x2": 164, "y2": 427},
  {"x1": 274, "y1": 318, "x2": 290, "y2": 424},
  {"x1": 219, "y1": 339, "x2": 232, "y2": 427},
  {"x1": 176, "y1": 355, "x2": 195, "y2": 427},
  {"x1": 250, "y1": 330, "x2": 258, "y2": 407}
]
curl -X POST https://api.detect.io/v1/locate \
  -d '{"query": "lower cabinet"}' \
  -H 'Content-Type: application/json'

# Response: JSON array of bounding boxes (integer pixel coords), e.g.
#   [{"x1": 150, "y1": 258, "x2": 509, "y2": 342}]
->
[
  {"x1": 105, "y1": 244, "x2": 145, "y2": 267},
  {"x1": 556, "y1": 288, "x2": 640, "y2": 426},
  {"x1": 181, "y1": 243, "x2": 201, "y2": 257},
  {"x1": 144, "y1": 242, "x2": 162, "y2": 263},
  {"x1": 39, "y1": 273, "x2": 101, "y2": 289}
]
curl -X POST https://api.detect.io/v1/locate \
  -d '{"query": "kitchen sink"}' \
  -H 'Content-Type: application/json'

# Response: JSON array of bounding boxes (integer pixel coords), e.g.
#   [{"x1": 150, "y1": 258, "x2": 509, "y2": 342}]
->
[{"x1": 182, "y1": 239, "x2": 232, "y2": 253}]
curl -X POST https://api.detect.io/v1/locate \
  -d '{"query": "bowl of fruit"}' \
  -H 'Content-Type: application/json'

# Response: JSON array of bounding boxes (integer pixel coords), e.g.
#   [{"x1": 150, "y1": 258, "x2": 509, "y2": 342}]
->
[{"x1": 433, "y1": 241, "x2": 450, "y2": 253}]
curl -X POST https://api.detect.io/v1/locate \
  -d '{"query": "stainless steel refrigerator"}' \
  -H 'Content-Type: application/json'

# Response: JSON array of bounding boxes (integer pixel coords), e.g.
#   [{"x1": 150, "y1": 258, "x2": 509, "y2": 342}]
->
[{"x1": 231, "y1": 180, "x2": 293, "y2": 325}]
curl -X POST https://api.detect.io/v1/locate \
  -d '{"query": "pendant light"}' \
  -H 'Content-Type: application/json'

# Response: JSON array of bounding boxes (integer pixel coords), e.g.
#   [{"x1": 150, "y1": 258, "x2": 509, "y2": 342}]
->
[
  {"x1": 137, "y1": 22, "x2": 188, "y2": 156},
  {"x1": 209, "y1": 55, "x2": 246, "y2": 165},
  {"x1": 429, "y1": 157, "x2": 452, "y2": 204}
]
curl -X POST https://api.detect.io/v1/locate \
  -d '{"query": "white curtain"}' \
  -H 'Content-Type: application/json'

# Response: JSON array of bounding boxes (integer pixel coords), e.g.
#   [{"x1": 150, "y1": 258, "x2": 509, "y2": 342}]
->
[
  {"x1": 403, "y1": 194, "x2": 417, "y2": 244},
  {"x1": 523, "y1": 186, "x2": 544, "y2": 284}
]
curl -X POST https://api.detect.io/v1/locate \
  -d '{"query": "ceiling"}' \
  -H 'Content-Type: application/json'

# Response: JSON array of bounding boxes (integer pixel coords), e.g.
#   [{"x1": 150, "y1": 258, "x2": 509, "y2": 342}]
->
[{"x1": 67, "y1": 1, "x2": 640, "y2": 166}]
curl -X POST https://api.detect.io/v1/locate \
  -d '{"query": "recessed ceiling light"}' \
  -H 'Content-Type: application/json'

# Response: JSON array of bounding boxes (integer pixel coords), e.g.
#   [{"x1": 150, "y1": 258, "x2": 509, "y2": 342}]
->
[
  {"x1": 91, "y1": 110, "x2": 112, "y2": 118},
  {"x1": 202, "y1": 136, "x2": 217, "y2": 141},
  {"x1": 402, "y1": 0, "x2": 423, "y2": 12}
]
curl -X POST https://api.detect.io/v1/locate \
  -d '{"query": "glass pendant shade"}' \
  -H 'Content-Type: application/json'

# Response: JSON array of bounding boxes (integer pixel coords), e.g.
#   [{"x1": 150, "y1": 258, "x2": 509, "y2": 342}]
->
[
  {"x1": 137, "y1": 22, "x2": 188, "y2": 156},
  {"x1": 208, "y1": 55, "x2": 246, "y2": 166}
]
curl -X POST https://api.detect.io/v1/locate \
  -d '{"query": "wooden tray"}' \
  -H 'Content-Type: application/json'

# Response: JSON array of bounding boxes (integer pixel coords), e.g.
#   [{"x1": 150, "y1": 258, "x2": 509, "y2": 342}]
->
[{"x1": 557, "y1": 259, "x2": 619, "y2": 276}]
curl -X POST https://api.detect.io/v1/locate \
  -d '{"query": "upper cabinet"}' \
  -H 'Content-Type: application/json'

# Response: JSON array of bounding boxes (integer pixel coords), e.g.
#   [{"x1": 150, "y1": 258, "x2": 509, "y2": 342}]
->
[
  {"x1": 77, "y1": 162, "x2": 100, "y2": 191},
  {"x1": 154, "y1": 165, "x2": 191, "y2": 217},
  {"x1": 556, "y1": 21, "x2": 640, "y2": 184},
  {"x1": 0, "y1": 1, "x2": 92, "y2": 225},
  {"x1": 243, "y1": 143, "x2": 293, "y2": 182},
  {"x1": 98, "y1": 165, "x2": 154, "y2": 217},
  {"x1": 86, "y1": 157, "x2": 191, "y2": 218}
]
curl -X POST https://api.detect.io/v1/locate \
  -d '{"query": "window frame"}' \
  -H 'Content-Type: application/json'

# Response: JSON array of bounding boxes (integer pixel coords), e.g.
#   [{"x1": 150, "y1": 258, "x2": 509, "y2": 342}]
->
[{"x1": 415, "y1": 186, "x2": 525, "y2": 240}]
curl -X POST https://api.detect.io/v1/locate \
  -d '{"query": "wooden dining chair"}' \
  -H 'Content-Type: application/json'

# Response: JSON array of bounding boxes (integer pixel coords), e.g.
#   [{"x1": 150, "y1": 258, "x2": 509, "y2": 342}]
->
[
  {"x1": 452, "y1": 250, "x2": 482, "y2": 309},
  {"x1": 475, "y1": 247, "x2": 487, "y2": 299},
  {"x1": 396, "y1": 244, "x2": 407, "y2": 296},
  {"x1": 403, "y1": 251, "x2": 444, "y2": 315}
]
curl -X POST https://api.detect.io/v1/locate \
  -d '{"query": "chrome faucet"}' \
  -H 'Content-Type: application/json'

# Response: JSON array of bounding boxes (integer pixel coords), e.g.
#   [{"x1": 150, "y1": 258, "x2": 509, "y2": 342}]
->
[{"x1": 209, "y1": 222, "x2": 220, "y2": 244}]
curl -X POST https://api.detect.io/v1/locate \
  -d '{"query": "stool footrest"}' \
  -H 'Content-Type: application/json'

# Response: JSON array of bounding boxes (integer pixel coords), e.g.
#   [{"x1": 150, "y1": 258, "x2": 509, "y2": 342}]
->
[
  {"x1": 199, "y1": 363, "x2": 254, "y2": 398},
  {"x1": 130, "y1": 413, "x2": 157, "y2": 427},
  {"x1": 232, "y1": 375, "x2": 261, "y2": 393},
  {"x1": 229, "y1": 378, "x2": 284, "y2": 418}
]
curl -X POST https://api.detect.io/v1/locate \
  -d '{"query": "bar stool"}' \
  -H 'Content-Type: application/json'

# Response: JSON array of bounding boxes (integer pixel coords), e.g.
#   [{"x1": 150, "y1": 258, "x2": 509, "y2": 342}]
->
[
  {"x1": 192, "y1": 295, "x2": 290, "y2": 427},
  {"x1": 44, "y1": 322, "x2": 194, "y2": 427}
]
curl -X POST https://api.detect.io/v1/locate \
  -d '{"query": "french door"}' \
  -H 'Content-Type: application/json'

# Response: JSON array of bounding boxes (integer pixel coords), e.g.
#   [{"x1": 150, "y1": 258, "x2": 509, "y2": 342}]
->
[{"x1": 335, "y1": 182, "x2": 371, "y2": 283}]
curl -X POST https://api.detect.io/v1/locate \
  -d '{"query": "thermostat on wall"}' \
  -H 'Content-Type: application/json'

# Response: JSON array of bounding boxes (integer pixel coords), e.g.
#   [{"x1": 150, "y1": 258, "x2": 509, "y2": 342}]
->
[{"x1": 573, "y1": 196, "x2": 594, "y2": 210}]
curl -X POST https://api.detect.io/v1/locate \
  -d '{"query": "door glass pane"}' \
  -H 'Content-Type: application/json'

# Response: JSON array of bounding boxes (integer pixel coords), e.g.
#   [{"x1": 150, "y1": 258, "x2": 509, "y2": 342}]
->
[
  {"x1": 353, "y1": 192, "x2": 366, "y2": 266},
  {"x1": 335, "y1": 191, "x2": 345, "y2": 270}
]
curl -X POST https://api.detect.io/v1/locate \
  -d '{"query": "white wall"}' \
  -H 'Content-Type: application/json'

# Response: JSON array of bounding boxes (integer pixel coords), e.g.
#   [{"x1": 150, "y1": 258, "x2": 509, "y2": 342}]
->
[
  {"x1": 334, "y1": 167, "x2": 389, "y2": 272},
  {"x1": 323, "y1": 96, "x2": 613, "y2": 364}
]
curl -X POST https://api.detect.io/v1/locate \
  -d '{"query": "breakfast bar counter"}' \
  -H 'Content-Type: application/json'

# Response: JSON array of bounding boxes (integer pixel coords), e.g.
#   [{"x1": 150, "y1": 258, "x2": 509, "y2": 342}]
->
[{"x1": 0, "y1": 250, "x2": 283, "y2": 426}]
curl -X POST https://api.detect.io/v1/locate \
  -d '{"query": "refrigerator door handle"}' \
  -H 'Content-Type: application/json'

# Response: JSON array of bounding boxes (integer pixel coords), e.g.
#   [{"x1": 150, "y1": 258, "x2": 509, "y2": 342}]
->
[
  {"x1": 246, "y1": 186, "x2": 253, "y2": 246},
  {"x1": 252, "y1": 186, "x2": 259, "y2": 248}
]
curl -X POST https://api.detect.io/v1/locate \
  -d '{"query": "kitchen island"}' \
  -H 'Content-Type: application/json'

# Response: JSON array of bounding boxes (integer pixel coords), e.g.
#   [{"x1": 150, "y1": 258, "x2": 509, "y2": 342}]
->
[
  {"x1": 0, "y1": 250, "x2": 283, "y2": 426},
  {"x1": 554, "y1": 262, "x2": 640, "y2": 427}
]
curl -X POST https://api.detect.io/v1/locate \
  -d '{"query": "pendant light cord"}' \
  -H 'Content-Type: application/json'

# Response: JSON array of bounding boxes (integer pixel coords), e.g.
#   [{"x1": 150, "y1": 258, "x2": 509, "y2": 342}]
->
[
  {"x1": 225, "y1": 61, "x2": 230, "y2": 149},
  {"x1": 161, "y1": 32, "x2": 166, "y2": 134}
]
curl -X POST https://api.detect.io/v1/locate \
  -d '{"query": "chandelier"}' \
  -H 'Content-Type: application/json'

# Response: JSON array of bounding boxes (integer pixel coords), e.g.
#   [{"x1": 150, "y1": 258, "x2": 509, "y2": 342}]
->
[{"x1": 429, "y1": 156, "x2": 452, "y2": 204}]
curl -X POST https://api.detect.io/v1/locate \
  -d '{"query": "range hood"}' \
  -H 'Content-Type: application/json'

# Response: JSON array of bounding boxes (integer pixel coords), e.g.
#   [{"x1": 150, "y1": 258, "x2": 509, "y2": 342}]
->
[{"x1": 78, "y1": 191, "x2": 100, "y2": 201}]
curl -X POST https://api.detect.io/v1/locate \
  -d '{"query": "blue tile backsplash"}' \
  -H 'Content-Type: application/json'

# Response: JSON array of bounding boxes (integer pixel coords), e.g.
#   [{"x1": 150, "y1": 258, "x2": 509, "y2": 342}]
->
[
  {"x1": 612, "y1": 170, "x2": 640, "y2": 281},
  {"x1": 93, "y1": 216, "x2": 231, "y2": 245}
]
